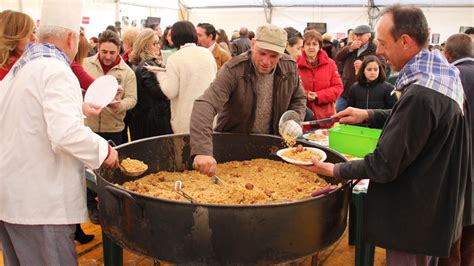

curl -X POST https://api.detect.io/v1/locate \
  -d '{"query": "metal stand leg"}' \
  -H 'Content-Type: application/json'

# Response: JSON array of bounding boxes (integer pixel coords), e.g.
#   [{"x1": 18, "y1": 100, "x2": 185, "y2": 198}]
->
[
  {"x1": 103, "y1": 231, "x2": 123, "y2": 266},
  {"x1": 348, "y1": 196, "x2": 356, "y2": 245},
  {"x1": 349, "y1": 192, "x2": 375, "y2": 266}
]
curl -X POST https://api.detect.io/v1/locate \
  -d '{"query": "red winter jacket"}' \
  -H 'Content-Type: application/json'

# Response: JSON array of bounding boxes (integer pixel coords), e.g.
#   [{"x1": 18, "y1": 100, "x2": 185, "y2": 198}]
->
[
  {"x1": 0, "y1": 55, "x2": 19, "y2": 81},
  {"x1": 297, "y1": 49, "x2": 343, "y2": 128}
]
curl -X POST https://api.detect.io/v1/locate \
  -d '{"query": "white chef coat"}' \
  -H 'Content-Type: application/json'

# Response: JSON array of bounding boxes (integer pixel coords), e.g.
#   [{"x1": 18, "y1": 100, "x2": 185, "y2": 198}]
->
[{"x1": 0, "y1": 58, "x2": 109, "y2": 225}]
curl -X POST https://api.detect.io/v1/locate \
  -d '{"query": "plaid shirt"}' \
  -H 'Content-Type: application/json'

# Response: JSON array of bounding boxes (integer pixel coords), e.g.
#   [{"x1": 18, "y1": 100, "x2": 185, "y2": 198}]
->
[
  {"x1": 395, "y1": 49, "x2": 464, "y2": 110},
  {"x1": 12, "y1": 43, "x2": 70, "y2": 77}
]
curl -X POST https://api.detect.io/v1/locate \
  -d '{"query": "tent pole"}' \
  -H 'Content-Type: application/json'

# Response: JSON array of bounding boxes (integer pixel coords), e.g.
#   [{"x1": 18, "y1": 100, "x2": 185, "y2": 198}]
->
[
  {"x1": 177, "y1": 0, "x2": 188, "y2": 21},
  {"x1": 115, "y1": 0, "x2": 120, "y2": 23},
  {"x1": 263, "y1": 0, "x2": 273, "y2": 24}
]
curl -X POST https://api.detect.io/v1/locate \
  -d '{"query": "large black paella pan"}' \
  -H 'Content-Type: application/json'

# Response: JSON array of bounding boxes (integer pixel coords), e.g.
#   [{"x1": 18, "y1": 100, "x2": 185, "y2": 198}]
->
[{"x1": 96, "y1": 133, "x2": 350, "y2": 265}]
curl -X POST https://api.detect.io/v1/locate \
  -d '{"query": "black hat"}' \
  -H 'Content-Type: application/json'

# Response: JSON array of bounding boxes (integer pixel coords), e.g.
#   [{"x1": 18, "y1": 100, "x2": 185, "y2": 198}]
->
[{"x1": 353, "y1": 25, "x2": 371, "y2": 35}]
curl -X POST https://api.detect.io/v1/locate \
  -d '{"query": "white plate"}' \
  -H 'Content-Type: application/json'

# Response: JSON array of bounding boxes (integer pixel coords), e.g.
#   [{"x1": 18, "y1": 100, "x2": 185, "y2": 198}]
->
[
  {"x1": 302, "y1": 129, "x2": 329, "y2": 146},
  {"x1": 276, "y1": 147, "x2": 327, "y2": 165},
  {"x1": 84, "y1": 75, "x2": 118, "y2": 108}
]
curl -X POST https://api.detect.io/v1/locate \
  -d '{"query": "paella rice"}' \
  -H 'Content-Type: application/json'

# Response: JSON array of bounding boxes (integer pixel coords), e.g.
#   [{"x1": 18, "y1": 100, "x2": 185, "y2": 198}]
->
[
  {"x1": 282, "y1": 133, "x2": 298, "y2": 147},
  {"x1": 304, "y1": 133, "x2": 327, "y2": 141},
  {"x1": 281, "y1": 147, "x2": 322, "y2": 163},
  {"x1": 120, "y1": 159, "x2": 334, "y2": 205},
  {"x1": 121, "y1": 158, "x2": 148, "y2": 172}
]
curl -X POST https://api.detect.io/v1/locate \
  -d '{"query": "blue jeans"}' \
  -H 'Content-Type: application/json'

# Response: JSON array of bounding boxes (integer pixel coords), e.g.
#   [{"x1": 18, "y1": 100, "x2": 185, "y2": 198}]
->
[{"x1": 336, "y1": 97, "x2": 348, "y2": 113}]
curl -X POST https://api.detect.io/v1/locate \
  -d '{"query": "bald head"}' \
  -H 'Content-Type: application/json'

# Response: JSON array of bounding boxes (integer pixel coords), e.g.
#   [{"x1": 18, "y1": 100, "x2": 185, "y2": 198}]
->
[
  {"x1": 444, "y1": 33, "x2": 473, "y2": 63},
  {"x1": 239, "y1": 27, "x2": 248, "y2": 37}
]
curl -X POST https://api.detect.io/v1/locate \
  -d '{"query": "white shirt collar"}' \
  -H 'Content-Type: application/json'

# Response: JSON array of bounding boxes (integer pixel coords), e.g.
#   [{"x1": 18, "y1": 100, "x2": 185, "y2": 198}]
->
[
  {"x1": 452, "y1": 57, "x2": 474, "y2": 66},
  {"x1": 180, "y1": 43, "x2": 196, "y2": 49},
  {"x1": 208, "y1": 42, "x2": 216, "y2": 52}
]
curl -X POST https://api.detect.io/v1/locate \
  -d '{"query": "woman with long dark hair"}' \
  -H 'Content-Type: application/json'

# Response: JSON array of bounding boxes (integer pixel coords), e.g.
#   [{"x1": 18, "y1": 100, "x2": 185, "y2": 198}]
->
[
  {"x1": 216, "y1": 29, "x2": 231, "y2": 54},
  {"x1": 147, "y1": 21, "x2": 217, "y2": 133}
]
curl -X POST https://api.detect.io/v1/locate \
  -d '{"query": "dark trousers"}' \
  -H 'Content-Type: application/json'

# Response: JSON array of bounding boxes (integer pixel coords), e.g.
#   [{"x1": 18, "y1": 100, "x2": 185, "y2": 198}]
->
[
  {"x1": 97, "y1": 132, "x2": 123, "y2": 146},
  {"x1": 438, "y1": 224, "x2": 474, "y2": 266},
  {"x1": 87, "y1": 131, "x2": 123, "y2": 210}
]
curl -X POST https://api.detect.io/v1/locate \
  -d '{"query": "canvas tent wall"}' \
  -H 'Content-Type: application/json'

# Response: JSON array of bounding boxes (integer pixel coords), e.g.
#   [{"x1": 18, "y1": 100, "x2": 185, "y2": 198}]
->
[
  {"x1": 187, "y1": 6, "x2": 473, "y2": 43},
  {"x1": 1, "y1": 0, "x2": 472, "y2": 43}
]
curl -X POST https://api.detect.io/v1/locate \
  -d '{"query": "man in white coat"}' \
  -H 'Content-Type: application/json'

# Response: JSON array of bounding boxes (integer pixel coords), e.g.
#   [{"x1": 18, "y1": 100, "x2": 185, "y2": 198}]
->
[{"x1": 0, "y1": 0, "x2": 118, "y2": 265}]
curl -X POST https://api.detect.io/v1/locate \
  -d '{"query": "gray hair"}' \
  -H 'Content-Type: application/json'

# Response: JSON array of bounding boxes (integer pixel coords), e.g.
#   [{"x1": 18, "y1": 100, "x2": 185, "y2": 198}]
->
[
  {"x1": 37, "y1": 26, "x2": 77, "y2": 42},
  {"x1": 445, "y1": 33, "x2": 473, "y2": 61}
]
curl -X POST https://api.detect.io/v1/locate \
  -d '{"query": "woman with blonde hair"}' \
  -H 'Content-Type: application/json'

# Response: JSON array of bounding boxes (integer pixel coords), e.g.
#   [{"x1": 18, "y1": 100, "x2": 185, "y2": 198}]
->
[
  {"x1": 129, "y1": 28, "x2": 172, "y2": 140},
  {"x1": 0, "y1": 10, "x2": 36, "y2": 80},
  {"x1": 121, "y1": 28, "x2": 140, "y2": 67}
]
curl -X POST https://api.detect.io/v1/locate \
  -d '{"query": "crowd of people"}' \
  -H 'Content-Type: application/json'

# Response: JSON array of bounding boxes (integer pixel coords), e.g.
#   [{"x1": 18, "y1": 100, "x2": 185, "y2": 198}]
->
[{"x1": 0, "y1": 1, "x2": 473, "y2": 265}]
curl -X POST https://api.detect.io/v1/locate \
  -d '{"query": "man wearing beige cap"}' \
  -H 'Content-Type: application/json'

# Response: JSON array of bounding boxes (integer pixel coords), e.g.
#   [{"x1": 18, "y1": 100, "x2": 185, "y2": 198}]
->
[
  {"x1": 0, "y1": 0, "x2": 118, "y2": 265},
  {"x1": 190, "y1": 24, "x2": 306, "y2": 176}
]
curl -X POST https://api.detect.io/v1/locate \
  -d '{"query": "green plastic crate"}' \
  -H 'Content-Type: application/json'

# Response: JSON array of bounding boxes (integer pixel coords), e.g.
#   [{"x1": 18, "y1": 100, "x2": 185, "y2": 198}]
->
[{"x1": 328, "y1": 125, "x2": 382, "y2": 157}]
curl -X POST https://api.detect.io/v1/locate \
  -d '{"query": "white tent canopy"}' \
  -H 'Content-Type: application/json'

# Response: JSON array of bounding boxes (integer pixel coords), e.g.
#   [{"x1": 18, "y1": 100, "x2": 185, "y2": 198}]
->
[
  {"x1": 1, "y1": 0, "x2": 473, "y2": 43},
  {"x1": 122, "y1": 0, "x2": 474, "y2": 8}
]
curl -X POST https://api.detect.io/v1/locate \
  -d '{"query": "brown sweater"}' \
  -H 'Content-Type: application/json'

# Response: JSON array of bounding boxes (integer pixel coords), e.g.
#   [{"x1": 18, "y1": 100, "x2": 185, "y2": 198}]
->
[{"x1": 252, "y1": 71, "x2": 274, "y2": 133}]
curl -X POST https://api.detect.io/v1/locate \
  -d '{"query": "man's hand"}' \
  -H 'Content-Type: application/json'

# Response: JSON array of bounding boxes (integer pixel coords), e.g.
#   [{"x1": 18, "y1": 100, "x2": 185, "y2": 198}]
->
[
  {"x1": 332, "y1": 107, "x2": 369, "y2": 124},
  {"x1": 82, "y1": 102, "x2": 102, "y2": 117},
  {"x1": 354, "y1": 59, "x2": 363, "y2": 74},
  {"x1": 308, "y1": 91, "x2": 318, "y2": 102},
  {"x1": 300, "y1": 156, "x2": 336, "y2": 177},
  {"x1": 108, "y1": 85, "x2": 123, "y2": 110},
  {"x1": 350, "y1": 40, "x2": 362, "y2": 51},
  {"x1": 193, "y1": 155, "x2": 217, "y2": 177},
  {"x1": 102, "y1": 148, "x2": 119, "y2": 168}
]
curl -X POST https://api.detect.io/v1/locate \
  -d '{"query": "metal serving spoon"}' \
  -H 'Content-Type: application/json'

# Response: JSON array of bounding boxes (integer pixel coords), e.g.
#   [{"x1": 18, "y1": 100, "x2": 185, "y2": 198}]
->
[
  {"x1": 118, "y1": 162, "x2": 148, "y2": 177},
  {"x1": 279, "y1": 110, "x2": 340, "y2": 139},
  {"x1": 174, "y1": 181, "x2": 197, "y2": 203}
]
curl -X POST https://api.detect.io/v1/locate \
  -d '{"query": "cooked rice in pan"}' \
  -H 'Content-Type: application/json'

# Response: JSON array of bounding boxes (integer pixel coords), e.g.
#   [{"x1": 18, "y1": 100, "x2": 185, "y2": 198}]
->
[{"x1": 119, "y1": 159, "x2": 333, "y2": 205}]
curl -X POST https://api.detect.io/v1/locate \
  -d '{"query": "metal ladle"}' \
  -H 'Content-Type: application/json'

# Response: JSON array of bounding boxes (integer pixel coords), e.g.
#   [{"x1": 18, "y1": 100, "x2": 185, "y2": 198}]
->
[
  {"x1": 107, "y1": 140, "x2": 148, "y2": 177},
  {"x1": 212, "y1": 175, "x2": 226, "y2": 185},
  {"x1": 279, "y1": 110, "x2": 305, "y2": 139},
  {"x1": 174, "y1": 181, "x2": 197, "y2": 203},
  {"x1": 279, "y1": 110, "x2": 340, "y2": 139},
  {"x1": 118, "y1": 162, "x2": 148, "y2": 177}
]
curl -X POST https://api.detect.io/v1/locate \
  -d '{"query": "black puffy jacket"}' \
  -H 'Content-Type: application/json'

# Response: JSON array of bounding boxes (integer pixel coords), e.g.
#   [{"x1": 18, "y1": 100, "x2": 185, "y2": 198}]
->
[
  {"x1": 129, "y1": 59, "x2": 173, "y2": 140},
  {"x1": 347, "y1": 81, "x2": 397, "y2": 110}
]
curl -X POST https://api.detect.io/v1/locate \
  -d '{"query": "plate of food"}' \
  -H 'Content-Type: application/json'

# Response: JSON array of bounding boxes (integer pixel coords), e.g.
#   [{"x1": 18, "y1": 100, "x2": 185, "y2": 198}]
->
[
  {"x1": 276, "y1": 145, "x2": 327, "y2": 165},
  {"x1": 302, "y1": 129, "x2": 329, "y2": 146}
]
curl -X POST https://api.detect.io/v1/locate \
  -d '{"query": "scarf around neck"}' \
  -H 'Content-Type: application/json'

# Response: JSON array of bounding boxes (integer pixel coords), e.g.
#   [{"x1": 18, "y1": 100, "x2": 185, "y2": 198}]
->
[
  {"x1": 395, "y1": 49, "x2": 464, "y2": 110},
  {"x1": 12, "y1": 43, "x2": 70, "y2": 77}
]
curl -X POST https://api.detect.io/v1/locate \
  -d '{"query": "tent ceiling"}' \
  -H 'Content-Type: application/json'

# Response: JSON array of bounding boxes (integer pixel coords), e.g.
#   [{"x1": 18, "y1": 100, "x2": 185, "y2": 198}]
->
[{"x1": 121, "y1": 0, "x2": 474, "y2": 9}]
